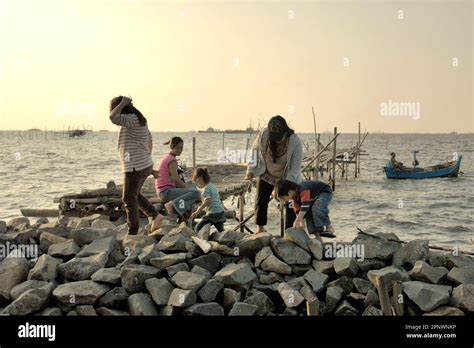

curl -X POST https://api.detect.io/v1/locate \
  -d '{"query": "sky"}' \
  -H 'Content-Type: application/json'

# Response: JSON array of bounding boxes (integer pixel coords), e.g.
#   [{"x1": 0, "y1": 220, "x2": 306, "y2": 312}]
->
[{"x1": 0, "y1": 0, "x2": 472, "y2": 133}]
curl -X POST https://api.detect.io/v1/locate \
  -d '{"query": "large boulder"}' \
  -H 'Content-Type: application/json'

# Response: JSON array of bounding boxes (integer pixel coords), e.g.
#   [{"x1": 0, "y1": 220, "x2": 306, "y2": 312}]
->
[
  {"x1": 308, "y1": 239, "x2": 323, "y2": 260},
  {"x1": 2, "y1": 283, "x2": 54, "y2": 315},
  {"x1": 168, "y1": 288, "x2": 197, "y2": 308},
  {"x1": 145, "y1": 278, "x2": 174, "y2": 306},
  {"x1": 120, "y1": 265, "x2": 160, "y2": 293},
  {"x1": 402, "y1": 281, "x2": 452, "y2": 312},
  {"x1": 367, "y1": 265, "x2": 410, "y2": 287},
  {"x1": 213, "y1": 263, "x2": 257, "y2": 286},
  {"x1": 150, "y1": 253, "x2": 187, "y2": 270},
  {"x1": 6, "y1": 217, "x2": 30, "y2": 231},
  {"x1": 0, "y1": 257, "x2": 30, "y2": 303},
  {"x1": 52, "y1": 280, "x2": 110, "y2": 309},
  {"x1": 334, "y1": 258, "x2": 359, "y2": 277},
  {"x1": 48, "y1": 239, "x2": 80, "y2": 259},
  {"x1": 351, "y1": 233, "x2": 401, "y2": 260},
  {"x1": 243, "y1": 291, "x2": 275, "y2": 315},
  {"x1": 325, "y1": 286, "x2": 344, "y2": 313},
  {"x1": 91, "y1": 268, "x2": 121, "y2": 285},
  {"x1": 261, "y1": 255, "x2": 292, "y2": 275},
  {"x1": 284, "y1": 228, "x2": 310, "y2": 251},
  {"x1": 170, "y1": 271, "x2": 207, "y2": 291},
  {"x1": 450, "y1": 284, "x2": 474, "y2": 312},
  {"x1": 128, "y1": 293, "x2": 158, "y2": 316},
  {"x1": 28, "y1": 254, "x2": 62, "y2": 282},
  {"x1": 393, "y1": 240, "x2": 429, "y2": 268},
  {"x1": 39, "y1": 232, "x2": 67, "y2": 254},
  {"x1": 236, "y1": 233, "x2": 272, "y2": 255},
  {"x1": 423, "y1": 306, "x2": 465, "y2": 316},
  {"x1": 183, "y1": 302, "x2": 224, "y2": 316},
  {"x1": 197, "y1": 279, "x2": 223, "y2": 303},
  {"x1": 98, "y1": 287, "x2": 130, "y2": 308},
  {"x1": 138, "y1": 244, "x2": 165, "y2": 265},
  {"x1": 303, "y1": 269, "x2": 329, "y2": 293},
  {"x1": 270, "y1": 238, "x2": 311, "y2": 265},
  {"x1": 410, "y1": 261, "x2": 448, "y2": 284},
  {"x1": 58, "y1": 252, "x2": 108, "y2": 281},
  {"x1": 189, "y1": 252, "x2": 222, "y2": 275},
  {"x1": 228, "y1": 302, "x2": 258, "y2": 316},
  {"x1": 254, "y1": 246, "x2": 273, "y2": 268},
  {"x1": 10, "y1": 280, "x2": 50, "y2": 300},
  {"x1": 277, "y1": 282, "x2": 305, "y2": 308},
  {"x1": 71, "y1": 228, "x2": 115, "y2": 246},
  {"x1": 447, "y1": 266, "x2": 474, "y2": 285},
  {"x1": 76, "y1": 237, "x2": 115, "y2": 258}
]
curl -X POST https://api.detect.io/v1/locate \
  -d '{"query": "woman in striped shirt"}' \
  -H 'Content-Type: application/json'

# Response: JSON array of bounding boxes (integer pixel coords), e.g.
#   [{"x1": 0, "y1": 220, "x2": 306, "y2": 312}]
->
[{"x1": 109, "y1": 96, "x2": 163, "y2": 235}]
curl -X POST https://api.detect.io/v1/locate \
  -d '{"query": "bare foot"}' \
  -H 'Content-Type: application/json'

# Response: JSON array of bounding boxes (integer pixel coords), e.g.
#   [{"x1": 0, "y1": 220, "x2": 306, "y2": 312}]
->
[
  {"x1": 164, "y1": 202, "x2": 176, "y2": 216},
  {"x1": 150, "y1": 213, "x2": 164, "y2": 232},
  {"x1": 325, "y1": 225, "x2": 335, "y2": 233},
  {"x1": 256, "y1": 226, "x2": 266, "y2": 234}
]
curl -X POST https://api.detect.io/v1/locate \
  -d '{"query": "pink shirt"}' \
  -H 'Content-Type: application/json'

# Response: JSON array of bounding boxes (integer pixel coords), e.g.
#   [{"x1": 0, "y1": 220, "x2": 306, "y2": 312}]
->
[{"x1": 155, "y1": 153, "x2": 177, "y2": 193}]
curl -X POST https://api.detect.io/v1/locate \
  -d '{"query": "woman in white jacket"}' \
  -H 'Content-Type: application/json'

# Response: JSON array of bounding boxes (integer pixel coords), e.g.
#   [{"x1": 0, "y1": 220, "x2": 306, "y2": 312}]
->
[{"x1": 245, "y1": 116, "x2": 303, "y2": 233}]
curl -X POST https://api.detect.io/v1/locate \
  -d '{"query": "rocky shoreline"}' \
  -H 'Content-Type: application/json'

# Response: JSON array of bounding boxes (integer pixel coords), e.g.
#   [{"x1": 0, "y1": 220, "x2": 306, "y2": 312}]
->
[{"x1": 0, "y1": 215, "x2": 473, "y2": 316}]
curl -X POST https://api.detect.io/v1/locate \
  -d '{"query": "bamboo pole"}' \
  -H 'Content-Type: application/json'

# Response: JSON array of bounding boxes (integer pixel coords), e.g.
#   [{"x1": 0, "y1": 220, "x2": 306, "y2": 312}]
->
[
  {"x1": 358, "y1": 122, "x2": 361, "y2": 174},
  {"x1": 331, "y1": 127, "x2": 337, "y2": 191},
  {"x1": 316, "y1": 134, "x2": 320, "y2": 179},
  {"x1": 312, "y1": 106, "x2": 318, "y2": 180},
  {"x1": 192, "y1": 137, "x2": 196, "y2": 170},
  {"x1": 301, "y1": 132, "x2": 340, "y2": 172}
]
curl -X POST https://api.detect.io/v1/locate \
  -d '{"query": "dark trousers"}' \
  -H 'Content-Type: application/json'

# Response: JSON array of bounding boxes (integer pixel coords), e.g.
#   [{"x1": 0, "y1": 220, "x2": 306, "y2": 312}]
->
[
  {"x1": 123, "y1": 165, "x2": 158, "y2": 235},
  {"x1": 195, "y1": 211, "x2": 226, "y2": 233},
  {"x1": 255, "y1": 177, "x2": 296, "y2": 229}
]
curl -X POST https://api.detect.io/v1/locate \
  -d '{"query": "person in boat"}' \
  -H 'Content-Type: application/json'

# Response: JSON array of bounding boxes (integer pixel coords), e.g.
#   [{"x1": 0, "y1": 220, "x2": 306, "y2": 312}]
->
[
  {"x1": 276, "y1": 179, "x2": 335, "y2": 239},
  {"x1": 109, "y1": 95, "x2": 164, "y2": 235},
  {"x1": 245, "y1": 116, "x2": 303, "y2": 233},
  {"x1": 390, "y1": 152, "x2": 404, "y2": 170},
  {"x1": 155, "y1": 137, "x2": 201, "y2": 219},
  {"x1": 191, "y1": 167, "x2": 226, "y2": 233}
]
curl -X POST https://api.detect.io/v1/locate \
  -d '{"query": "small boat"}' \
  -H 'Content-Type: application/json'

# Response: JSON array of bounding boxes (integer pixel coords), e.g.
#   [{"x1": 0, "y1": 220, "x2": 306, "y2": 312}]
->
[{"x1": 384, "y1": 153, "x2": 462, "y2": 179}]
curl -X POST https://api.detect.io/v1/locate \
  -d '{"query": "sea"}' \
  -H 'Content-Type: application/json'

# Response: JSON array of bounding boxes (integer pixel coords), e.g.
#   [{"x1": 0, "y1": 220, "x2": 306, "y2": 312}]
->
[{"x1": 0, "y1": 131, "x2": 472, "y2": 252}]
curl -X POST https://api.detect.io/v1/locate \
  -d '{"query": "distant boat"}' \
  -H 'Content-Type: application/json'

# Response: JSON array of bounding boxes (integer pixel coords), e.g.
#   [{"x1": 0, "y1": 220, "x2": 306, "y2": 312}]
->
[
  {"x1": 98, "y1": 130, "x2": 110, "y2": 132},
  {"x1": 68, "y1": 129, "x2": 89, "y2": 138},
  {"x1": 198, "y1": 126, "x2": 257, "y2": 134},
  {"x1": 384, "y1": 154, "x2": 462, "y2": 179},
  {"x1": 450, "y1": 131, "x2": 457, "y2": 134},
  {"x1": 29, "y1": 128, "x2": 41, "y2": 131}
]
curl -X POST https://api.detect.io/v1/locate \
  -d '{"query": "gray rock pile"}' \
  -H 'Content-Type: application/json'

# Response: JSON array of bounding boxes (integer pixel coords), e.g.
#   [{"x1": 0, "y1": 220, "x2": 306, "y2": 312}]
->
[{"x1": 0, "y1": 216, "x2": 473, "y2": 316}]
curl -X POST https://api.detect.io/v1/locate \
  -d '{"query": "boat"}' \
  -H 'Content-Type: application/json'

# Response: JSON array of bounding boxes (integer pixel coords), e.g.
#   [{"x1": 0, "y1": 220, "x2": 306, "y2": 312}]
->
[{"x1": 384, "y1": 152, "x2": 462, "y2": 179}]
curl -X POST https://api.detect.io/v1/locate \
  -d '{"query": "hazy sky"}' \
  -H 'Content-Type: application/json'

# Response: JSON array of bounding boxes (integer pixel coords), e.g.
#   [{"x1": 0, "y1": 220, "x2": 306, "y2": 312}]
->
[{"x1": 0, "y1": 0, "x2": 472, "y2": 133}]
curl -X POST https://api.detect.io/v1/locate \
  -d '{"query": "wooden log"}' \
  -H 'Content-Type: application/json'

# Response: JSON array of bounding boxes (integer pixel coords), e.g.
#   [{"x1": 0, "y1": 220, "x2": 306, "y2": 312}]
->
[
  {"x1": 95, "y1": 204, "x2": 110, "y2": 213},
  {"x1": 82, "y1": 204, "x2": 97, "y2": 214},
  {"x1": 392, "y1": 280, "x2": 404, "y2": 316},
  {"x1": 375, "y1": 277, "x2": 393, "y2": 316},
  {"x1": 21, "y1": 208, "x2": 59, "y2": 217},
  {"x1": 331, "y1": 127, "x2": 337, "y2": 191},
  {"x1": 301, "y1": 132, "x2": 340, "y2": 172},
  {"x1": 306, "y1": 299, "x2": 319, "y2": 316}
]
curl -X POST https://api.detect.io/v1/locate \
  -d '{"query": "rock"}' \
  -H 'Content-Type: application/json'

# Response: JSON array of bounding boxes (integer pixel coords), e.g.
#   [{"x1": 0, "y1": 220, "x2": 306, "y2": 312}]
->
[
  {"x1": 183, "y1": 302, "x2": 224, "y2": 316},
  {"x1": 312, "y1": 260, "x2": 334, "y2": 275},
  {"x1": 423, "y1": 306, "x2": 465, "y2": 316},
  {"x1": 2, "y1": 283, "x2": 54, "y2": 315},
  {"x1": 128, "y1": 293, "x2": 158, "y2": 316},
  {"x1": 402, "y1": 281, "x2": 452, "y2": 312},
  {"x1": 444, "y1": 254, "x2": 473, "y2": 269},
  {"x1": 450, "y1": 284, "x2": 474, "y2": 312},
  {"x1": 150, "y1": 253, "x2": 187, "y2": 270},
  {"x1": 159, "y1": 305, "x2": 177, "y2": 316},
  {"x1": 144, "y1": 278, "x2": 174, "y2": 306},
  {"x1": 48, "y1": 239, "x2": 80, "y2": 259},
  {"x1": 303, "y1": 269, "x2": 328, "y2": 293},
  {"x1": 34, "y1": 307, "x2": 62, "y2": 316},
  {"x1": 75, "y1": 305, "x2": 97, "y2": 316},
  {"x1": 71, "y1": 228, "x2": 115, "y2": 246},
  {"x1": 196, "y1": 224, "x2": 211, "y2": 241},
  {"x1": 236, "y1": 232, "x2": 272, "y2": 255},
  {"x1": 334, "y1": 258, "x2": 359, "y2": 277},
  {"x1": 367, "y1": 266, "x2": 410, "y2": 287},
  {"x1": 428, "y1": 251, "x2": 448, "y2": 267},
  {"x1": 138, "y1": 244, "x2": 164, "y2": 265},
  {"x1": 308, "y1": 239, "x2": 323, "y2": 260},
  {"x1": 197, "y1": 279, "x2": 224, "y2": 303},
  {"x1": 410, "y1": 261, "x2": 449, "y2": 284},
  {"x1": 254, "y1": 246, "x2": 273, "y2": 268},
  {"x1": 37, "y1": 226, "x2": 70, "y2": 239},
  {"x1": 166, "y1": 263, "x2": 189, "y2": 278},
  {"x1": 58, "y1": 252, "x2": 108, "y2": 281},
  {"x1": 209, "y1": 241, "x2": 235, "y2": 255},
  {"x1": 98, "y1": 287, "x2": 130, "y2": 308},
  {"x1": 215, "y1": 230, "x2": 244, "y2": 247},
  {"x1": 222, "y1": 288, "x2": 241, "y2": 312},
  {"x1": 157, "y1": 228, "x2": 191, "y2": 252},
  {"x1": 277, "y1": 282, "x2": 305, "y2": 308},
  {"x1": 190, "y1": 265, "x2": 212, "y2": 281},
  {"x1": 284, "y1": 228, "x2": 310, "y2": 251},
  {"x1": 91, "y1": 268, "x2": 121, "y2": 285},
  {"x1": 170, "y1": 271, "x2": 207, "y2": 291},
  {"x1": 79, "y1": 214, "x2": 108, "y2": 224},
  {"x1": 352, "y1": 233, "x2": 401, "y2": 260},
  {"x1": 28, "y1": 254, "x2": 62, "y2": 281},
  {"x1": 357, "y1": 259, "x2": 386, "y2": 272},
  {"x1": 352, "y1": 278, "x2": 373, "y2": 295},
  {"x1": 189, "y1": 252, "x2": 222, "y2": 275},
  {"x1": 363, "y1": 289, "x2": 379, "y2": 307},
  {"x1": 0, "y1": 257, "x2": 29, "y2": 303},
  {"x1": 228, "y1": 302, "x2": 258, "y2": 316},
  {"x1": 0, "y1": 221, "x2": 7, "y2": 234},
  {"x1": 10, "y1": 280, "x2": 50, "y2": 300},
  {"x1": 327, "y1": 276, "x2": 354, "y2": 295},
  {"x1": 347, "y1": 292, "x2": 366, "y2": 307},
  {"x1": 96, "y1": 307, "x2": 130, "y2": 316},
  {"x1": 191, "y1": 236, "x2": 212, "y2": 254},
  {"x1": 270, "y1": 238, "x2": 311, "y2": 265},
  {"x1": 393, "y1": 240, "x2": 429, "y2": 268},
  {"x1": 214, "y1": 263, "x2": 257, "y2": 286},
  {"x1": 119, "y1": 249, "x2": 139, "y2": 267},
  {"x1": 39, "y1": 232, "x2": 67, "y2": 253},
  {"x1": 120, "y1": 265, "x2": 160, "y2": 293},
  {"x1": 334, "y1": 300, "x2": 358, "y2": 315},
  {"x1": 447, "y1": 266, "x2": 474, "y2": 285},
  {"x1": 122, "y1": 235, "x2": 155, "y2": 252},
  {"x1": 261, "y1": 255, "x2": 292, "y2": 275},
  {"x1": 168, "y1": 288, "x2": 197, "y2": 308},
  {"x1": 299, "y1": 283, "x2": 317, "y2": 302},
  {"x1": 362, "y1": 305, "x2": 383, "y2": 316},
  {"x1": 6, "y1": 217, "x2": 30, "y2": 231},
  {"x1": 76, "y1": 237, "x2": 115, "y2": 258},
  {"x1": 52, "y1": 280, "x2": 110, "y2": 309},
  {"x1": 9, "y1": 229, "x2": 36, "y2": 244},
  {"x1": 244, "y1": 291, "x2": 275, "y2": 315},
  {"x1": 291, "y1": 264, "x2": 312, "y2": 276},
  {"x1": 91, "y1": 219, "x2": 116, "y2": 230},
  {"x1": 325, "y1": 286, "x2": 344, "y2": 313}
]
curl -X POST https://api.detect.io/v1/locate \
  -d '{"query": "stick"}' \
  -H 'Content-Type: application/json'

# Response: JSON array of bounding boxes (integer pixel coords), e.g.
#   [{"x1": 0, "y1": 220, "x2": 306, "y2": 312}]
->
[
  {"x1": 331, "y1": 127, "x2": 337, "y2": 191},
  {"x1": 392, "y1": 281, "x2": 404, "y2": 316},
  {"x1": 306, "y1": 299, "x2": 319, "y2": 316},
  {"x1": 301, "y1": 132, "x2": 340, "y2": 172},
  {"x1": 376, "y1": 277, "x2": 392, "y2": 316}
]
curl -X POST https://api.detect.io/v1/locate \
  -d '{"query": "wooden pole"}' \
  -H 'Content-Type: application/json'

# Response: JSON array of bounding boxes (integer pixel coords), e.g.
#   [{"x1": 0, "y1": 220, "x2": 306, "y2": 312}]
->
[
  {"x1": 331, "y1": 127, "x2": 337, "y2": 191},
  {"x1": 312, "y1": 106, "x2": 318, "y2": 180},
  {"x1": 222, "y1": 132, "x2": 225, "y2": 151},
  {"x1": 301, "y1": 132, "x2": 340, "y2": 172},
  {"x1": 376, "y1": 277, "x2": 393, "y2": 316},
  {"x1": 306, "y1": 299, "x2": 319, "y2": 316},
  {"x1": 392, "y1": 281, "x2": 404, "y2": 316},
  {"x1": 358, "y1": 122, "x2": 361, "y2": 174},
  {"x1": 239, "y1": 192, "x2": 245, "y2": 233},
  {"x1": 315, "y1": 134, "x2": 320, "y2": 179},
  {"x1": 192, "y1": 137, "x2": 196, "y2": 170},
  {"x1": 280, "y1": 202, "x2": 284, "y2": 237}
]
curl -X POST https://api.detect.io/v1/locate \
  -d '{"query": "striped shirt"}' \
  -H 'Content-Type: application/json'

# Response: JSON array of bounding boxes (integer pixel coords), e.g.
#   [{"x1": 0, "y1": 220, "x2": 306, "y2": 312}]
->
[{"x1": 110, "y1": 113, "x2": 154, "y2": 173}]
